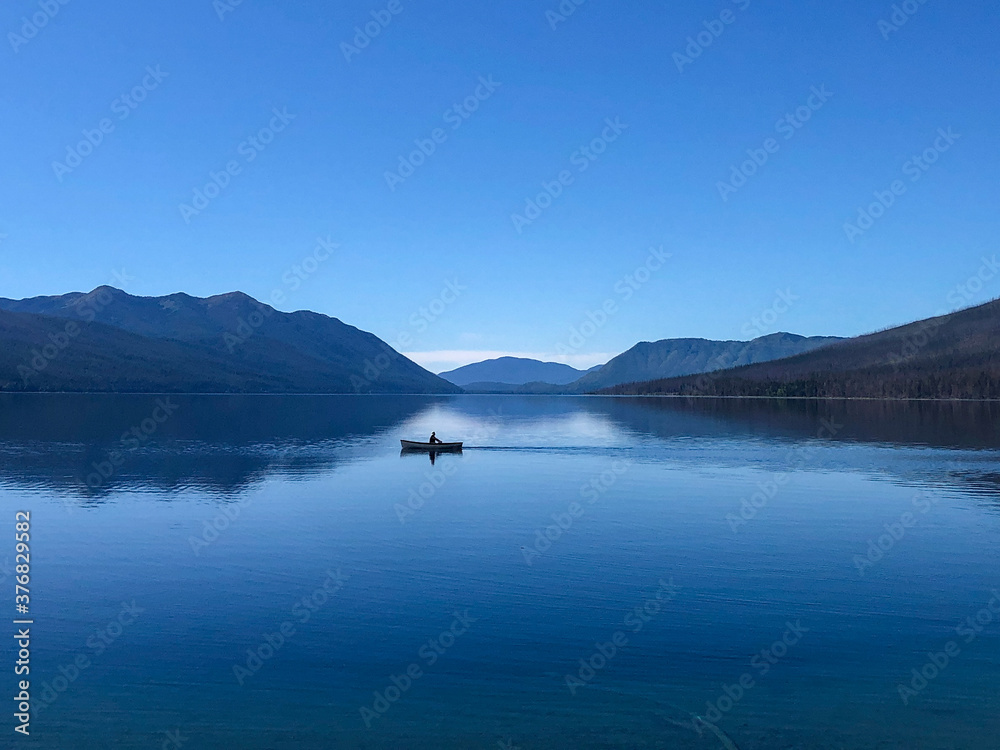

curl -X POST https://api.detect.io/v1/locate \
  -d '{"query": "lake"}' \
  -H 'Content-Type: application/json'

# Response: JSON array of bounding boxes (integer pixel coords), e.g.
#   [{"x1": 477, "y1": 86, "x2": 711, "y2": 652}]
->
[{"x1": 2, "y1": 394, "x2": 999, "y2": 749}]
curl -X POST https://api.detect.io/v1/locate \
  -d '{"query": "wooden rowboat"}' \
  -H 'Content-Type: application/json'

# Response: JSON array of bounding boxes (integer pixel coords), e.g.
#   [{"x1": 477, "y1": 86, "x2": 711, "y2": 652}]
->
[{"x1": 400, "y1": 440, "x2": 463, "y2": 451}]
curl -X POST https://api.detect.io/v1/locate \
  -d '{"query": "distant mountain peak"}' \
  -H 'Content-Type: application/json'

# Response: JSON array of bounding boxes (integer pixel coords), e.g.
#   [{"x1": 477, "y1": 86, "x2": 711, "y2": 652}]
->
[
  {"x1": 440, "y1": 356, "x2": 595, "y2": 387},
  {"x1": 85, "y1": 285, "x2": 128, "y2": 299}
]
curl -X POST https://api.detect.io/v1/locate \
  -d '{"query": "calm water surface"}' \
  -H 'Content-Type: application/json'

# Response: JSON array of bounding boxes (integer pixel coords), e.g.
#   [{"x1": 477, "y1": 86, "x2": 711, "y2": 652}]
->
[{"x1": 1, "y1": 395, "x2": 999, "y2": 749}]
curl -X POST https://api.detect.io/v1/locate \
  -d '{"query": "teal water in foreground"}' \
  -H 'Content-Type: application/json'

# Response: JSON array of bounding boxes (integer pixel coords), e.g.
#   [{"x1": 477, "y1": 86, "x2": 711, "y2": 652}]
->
[{"x1": 1, "y1": 395, "x2": 999, "y2": 749}]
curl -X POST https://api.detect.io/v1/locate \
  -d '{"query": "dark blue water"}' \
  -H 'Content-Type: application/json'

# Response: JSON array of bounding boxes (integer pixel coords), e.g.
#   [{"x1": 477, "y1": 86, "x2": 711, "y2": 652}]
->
[{"x1": 2, "y1": 395, "x2": 999, "y2": 748}]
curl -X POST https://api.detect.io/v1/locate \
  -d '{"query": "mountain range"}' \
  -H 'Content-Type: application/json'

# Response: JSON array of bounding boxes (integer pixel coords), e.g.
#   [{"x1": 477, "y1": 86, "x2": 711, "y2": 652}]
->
[
  {"x1": 442, "y1": 333, "x2": 844, "y2": 394},
  {"x1": 2, "y1": 286, "x2": 994, "y2": 399},
  {"x1": 0, "y1": 287, "x2": 458, "y2": 394},
  {"x1": 600, "y1": 298, "x2": 1000, "y2": 399},
  {"x1": 569, "y1": 333, "x2": 843, "y2": 392}
]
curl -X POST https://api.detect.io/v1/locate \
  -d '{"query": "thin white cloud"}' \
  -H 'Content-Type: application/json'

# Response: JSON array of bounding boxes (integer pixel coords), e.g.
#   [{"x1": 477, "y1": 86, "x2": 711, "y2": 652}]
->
[{"x1": 402, "y1": 350, "x2": 613, "y2": 373}]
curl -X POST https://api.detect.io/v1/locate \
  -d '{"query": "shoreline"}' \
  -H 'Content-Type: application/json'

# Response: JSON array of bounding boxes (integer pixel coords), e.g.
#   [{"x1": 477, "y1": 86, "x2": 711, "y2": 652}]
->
[{"x1": 2, "y1": 391, "x2": 1000, "y2": 403}]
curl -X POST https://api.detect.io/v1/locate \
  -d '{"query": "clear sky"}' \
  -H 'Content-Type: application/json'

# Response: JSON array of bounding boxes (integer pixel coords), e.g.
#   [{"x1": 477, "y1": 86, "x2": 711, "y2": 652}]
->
[{"x1": 2, "y1": 0, "x2": 998, "y2": 372}]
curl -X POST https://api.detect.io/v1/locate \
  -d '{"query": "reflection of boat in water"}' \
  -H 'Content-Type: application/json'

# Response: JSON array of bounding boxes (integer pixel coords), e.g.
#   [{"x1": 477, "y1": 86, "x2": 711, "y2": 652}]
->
[{"x1": 400, "y1": 440, "x2": 463, "y2": 451}]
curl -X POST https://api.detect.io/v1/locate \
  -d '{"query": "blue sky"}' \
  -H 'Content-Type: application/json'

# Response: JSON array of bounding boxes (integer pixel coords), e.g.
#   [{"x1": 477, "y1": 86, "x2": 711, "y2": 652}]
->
[{"x1": 2, "y1": 0, "x2": 998, "y2": 372}]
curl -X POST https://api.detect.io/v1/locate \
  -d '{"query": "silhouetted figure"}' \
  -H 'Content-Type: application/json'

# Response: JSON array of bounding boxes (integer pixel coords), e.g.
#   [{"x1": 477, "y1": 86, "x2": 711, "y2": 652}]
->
[{"x1": 428, "y1": 432, "x2": 443, "y2": 444}]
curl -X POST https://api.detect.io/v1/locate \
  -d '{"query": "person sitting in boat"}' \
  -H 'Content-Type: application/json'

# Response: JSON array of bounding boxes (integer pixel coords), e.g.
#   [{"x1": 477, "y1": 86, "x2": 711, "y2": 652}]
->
[{"x1": 428, "y1": 432, "x2": 443, "y2": 444}]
